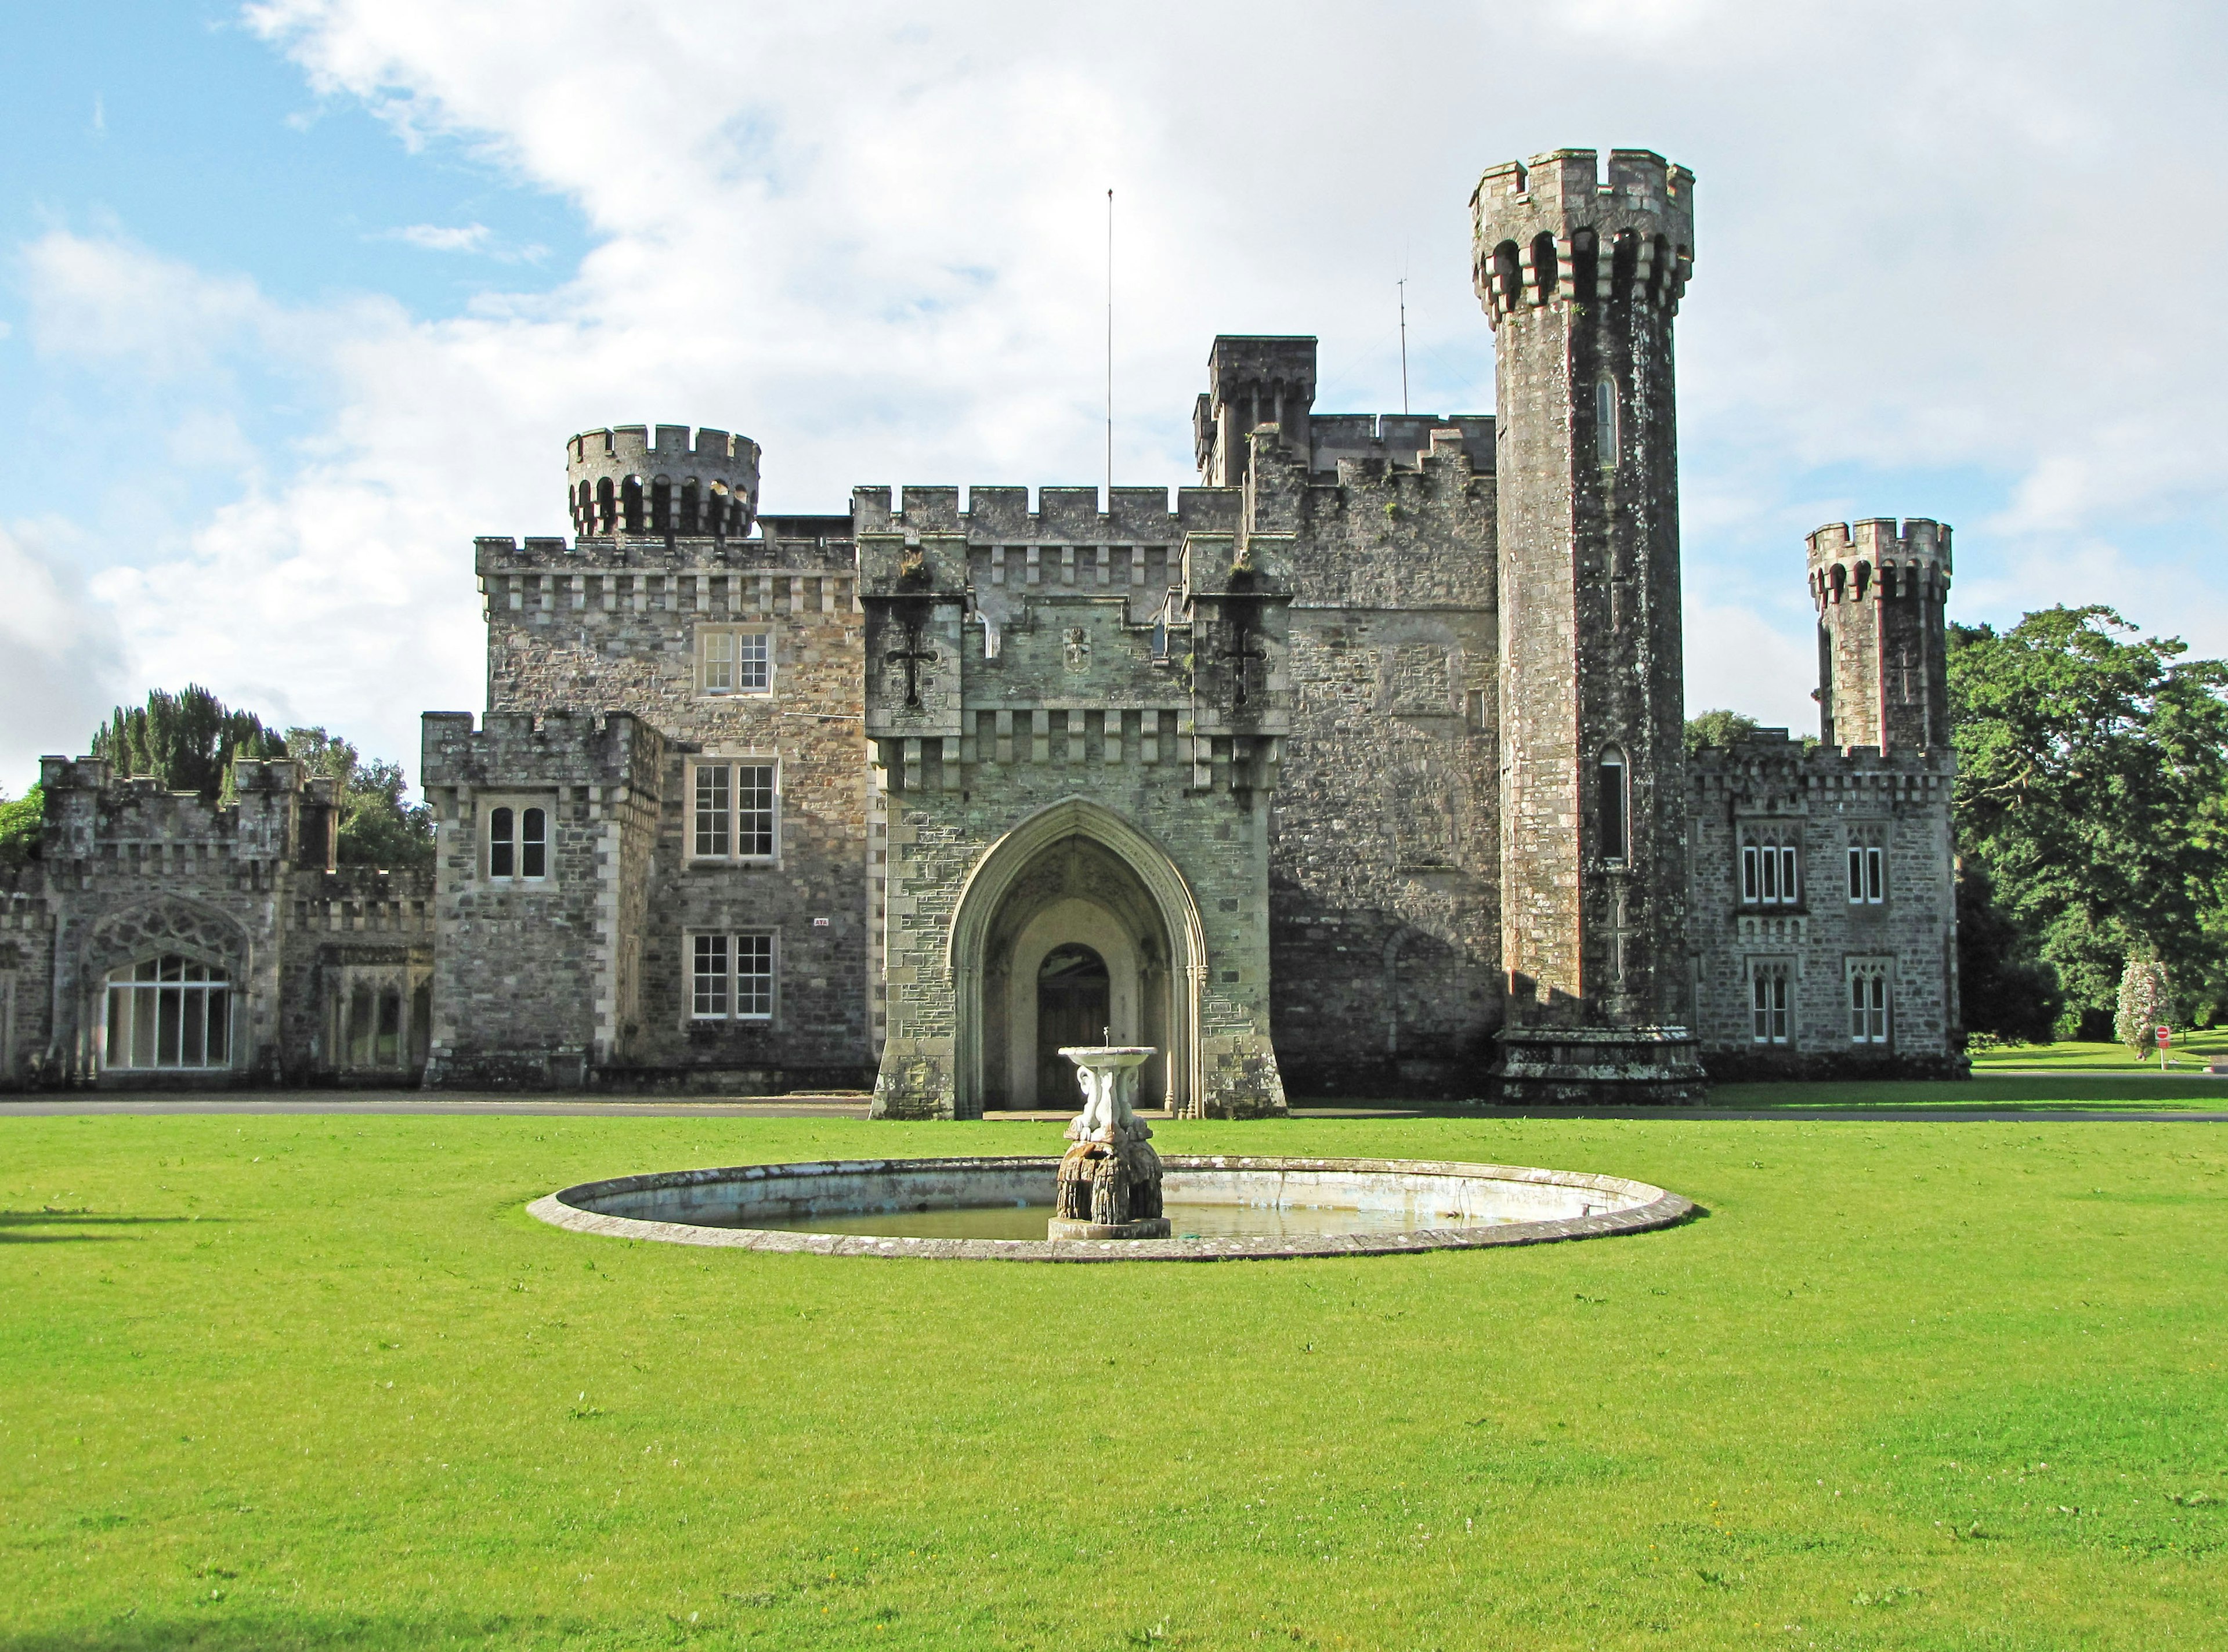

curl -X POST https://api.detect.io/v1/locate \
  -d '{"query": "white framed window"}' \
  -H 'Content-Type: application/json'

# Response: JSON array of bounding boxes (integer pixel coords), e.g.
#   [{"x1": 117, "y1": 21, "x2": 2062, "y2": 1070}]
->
[
  {"x1": 1598, "y1": 746, "x2": 1629, "y2": 863},
  {"x1": 700, "y1": 627, "x2": 773, "y2": 696},
  {"x1": 690, "y1": 930, "x2": 777, "y2": 1021},
  {"x1": 1594, "y1": 376, "x2": 1619, "y2": 468},
  {"x1": 1741, "y1": 838, "x2": 1800, "y2": 905},
  {"x1": 690, "y1": 761, "x2": 777, "y2": 861},
  {"x1": 1847, "y1": 841, "x2": 1885, "y2": 905},
  {"x1": 485, "y1": 798, "x2": 552, "y2": 883},
  {"x1": 1749, "y1": 961, "x2": 1792, "y2": 1045},
  {"x1": 1847, "y1": 961, "x2": 1891, "y2": 1044},
  {"x1": 104, "y1": 955, "x2": 232, "y2": 1070}
]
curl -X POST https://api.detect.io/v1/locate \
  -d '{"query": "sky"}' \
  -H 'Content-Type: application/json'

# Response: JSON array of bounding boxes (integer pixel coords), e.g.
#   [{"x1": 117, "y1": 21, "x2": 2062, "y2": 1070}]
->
[{"x1": 3, "y1": 1, "x2": 2225, "y2": 794}]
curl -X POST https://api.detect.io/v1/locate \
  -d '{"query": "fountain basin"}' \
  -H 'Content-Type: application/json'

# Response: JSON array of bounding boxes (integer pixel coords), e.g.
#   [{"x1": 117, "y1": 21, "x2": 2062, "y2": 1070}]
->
[{"x1": 527, "y1": 1155, "x2": 1692, "y2": 1261}]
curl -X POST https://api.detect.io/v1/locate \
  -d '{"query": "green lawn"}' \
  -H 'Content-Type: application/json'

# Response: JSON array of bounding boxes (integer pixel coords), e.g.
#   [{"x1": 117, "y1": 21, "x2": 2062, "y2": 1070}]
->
[
  {"x1": 1970, "y1": 1028, "x2": 2228, "y2": 1073},
  {"x1": 3, "y1": 1108, "x2": 2224, "y2": 1650}
]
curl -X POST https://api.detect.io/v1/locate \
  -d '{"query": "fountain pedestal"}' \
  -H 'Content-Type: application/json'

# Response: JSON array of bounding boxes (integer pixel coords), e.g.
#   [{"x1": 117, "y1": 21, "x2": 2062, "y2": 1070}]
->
[{"x1": 1049, "y1": 1046, "x2": 1169, "y2": 1240}]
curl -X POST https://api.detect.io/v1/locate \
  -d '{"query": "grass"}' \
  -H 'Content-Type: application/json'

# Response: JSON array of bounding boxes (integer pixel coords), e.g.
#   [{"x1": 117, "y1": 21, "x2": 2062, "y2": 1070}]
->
[
  {"x1": 2, "y1": 1106, "x2": 2225, "y2": 1650},
  {"x1": 1969, "y1": 1028, "x2": 2228, "y2": 1073}
]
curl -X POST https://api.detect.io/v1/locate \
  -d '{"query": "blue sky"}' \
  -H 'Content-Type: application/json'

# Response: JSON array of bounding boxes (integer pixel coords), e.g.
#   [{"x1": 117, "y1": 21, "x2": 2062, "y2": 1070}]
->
[{"x1": 3, "y1": 1, "x2": 2223, "y2": 790}]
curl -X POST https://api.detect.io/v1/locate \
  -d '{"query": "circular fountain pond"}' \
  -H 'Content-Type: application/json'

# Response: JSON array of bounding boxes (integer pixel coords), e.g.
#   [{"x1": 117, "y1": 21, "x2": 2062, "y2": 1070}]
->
[{"x1": 528, "y1": 1154, "x2": 1691, "y2": 1261}]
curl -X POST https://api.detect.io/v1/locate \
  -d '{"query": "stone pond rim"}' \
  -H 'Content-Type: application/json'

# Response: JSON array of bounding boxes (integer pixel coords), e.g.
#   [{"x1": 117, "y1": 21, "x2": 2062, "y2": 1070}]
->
[{"x1": 527, "y1": 1154, "x2": 1697, "y2": 1262}]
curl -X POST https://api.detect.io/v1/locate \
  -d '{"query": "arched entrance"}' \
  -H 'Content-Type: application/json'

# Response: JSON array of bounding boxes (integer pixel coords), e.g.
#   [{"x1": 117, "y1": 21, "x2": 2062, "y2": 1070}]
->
[{"x1": 949, "y1": 798, "x2": 1206, "y2": 1115}]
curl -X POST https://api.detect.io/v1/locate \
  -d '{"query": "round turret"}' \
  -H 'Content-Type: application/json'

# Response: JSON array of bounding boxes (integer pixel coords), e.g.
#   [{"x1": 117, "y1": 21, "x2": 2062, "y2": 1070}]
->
[
  {"x1": 1806, "y1": 519, "x2": 1952, "y2": 752},
  {"x1": 567, "y1": 425, "x2": 761, "y2": 538}
]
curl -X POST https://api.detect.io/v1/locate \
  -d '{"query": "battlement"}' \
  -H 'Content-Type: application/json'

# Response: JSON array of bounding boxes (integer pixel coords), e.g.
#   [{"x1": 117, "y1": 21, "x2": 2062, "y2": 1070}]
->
[
  {"x1": 566, "y1": 423, "x2": 761, "y2": 538},
  {"x1": 1806, "y1": 518, "x2": 1952, "y2": 567},
  {"x1": 419, "y1": 709, "x2": 664, "y2": 796},
  {"x1": 1807, "y1": 518, "x2": 1952, "y2": 608},
  {"x1": 1308, "y1": 414, "x2": 1495, "y2": 477},
  {"x1": 1471, "y1": 148, "x2": 1695, "y2": 328},
  {"x1": 473, "y1": 533, "x2": 855, "y2": 577},
  {"x1": 850, "y1": 485, "x2": 1242, "y2": 544},
  {"x1": 1687, "y1": 729, "x2": 1956, "y2": 788}
]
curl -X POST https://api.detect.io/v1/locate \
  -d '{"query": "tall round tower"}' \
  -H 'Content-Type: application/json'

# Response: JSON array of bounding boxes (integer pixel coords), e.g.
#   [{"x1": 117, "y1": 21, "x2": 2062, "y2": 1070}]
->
[
  {"x1": 566, "y1": 425, "x2": 761, "y2": 538},
  {"x1": 1807, "y1": 518, "x2": 1952, "y2": 751},
  {"x1": 1474, "y1": 147, "x2": 1703, "y2": 1102}
]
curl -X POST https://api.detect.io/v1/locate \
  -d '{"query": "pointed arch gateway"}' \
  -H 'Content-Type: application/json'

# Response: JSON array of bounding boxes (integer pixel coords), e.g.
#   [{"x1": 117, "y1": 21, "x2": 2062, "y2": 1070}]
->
[{"x1": 948, "y1": 798, "x2": 1207, "y2": 1117}]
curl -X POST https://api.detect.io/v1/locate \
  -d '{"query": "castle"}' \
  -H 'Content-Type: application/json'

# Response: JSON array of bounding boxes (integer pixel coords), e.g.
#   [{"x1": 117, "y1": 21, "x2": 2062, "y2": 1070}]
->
[{"x1": 0, "y1": 148, "x2": 1963, "y2": 1105}]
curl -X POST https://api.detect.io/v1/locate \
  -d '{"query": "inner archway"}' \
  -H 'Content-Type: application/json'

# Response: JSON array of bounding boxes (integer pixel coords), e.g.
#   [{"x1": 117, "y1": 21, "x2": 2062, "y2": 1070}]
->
[
  {"x1": 1035, "y1": 944, "x2": 1109, "y2": 1106},
  {"x1": 952, "y1": 800, "x2": 1203, "y2": 1115}
]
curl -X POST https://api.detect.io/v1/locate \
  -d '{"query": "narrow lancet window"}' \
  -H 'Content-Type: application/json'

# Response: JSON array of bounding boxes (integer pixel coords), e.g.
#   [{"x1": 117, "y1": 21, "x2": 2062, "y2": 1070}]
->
[
  {"x1": 489, "y1": 807, "x2": 515, "y2": 879},
  {"x1": 521, "y1": 807, "x2": 547, "y2": 880},
  {"x1": 1598, "y1": 747, "x2": 1629, "y2": 863},
  {"x1": 1595, "y1": 377, "x2": 1618, "y2": 468}
]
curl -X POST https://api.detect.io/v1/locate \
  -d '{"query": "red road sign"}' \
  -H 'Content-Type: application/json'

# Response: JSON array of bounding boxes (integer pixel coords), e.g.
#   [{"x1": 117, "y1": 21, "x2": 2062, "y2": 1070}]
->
[{"x1": 2157, "y1": 1026, "x2": 2172, "y2": 1048}]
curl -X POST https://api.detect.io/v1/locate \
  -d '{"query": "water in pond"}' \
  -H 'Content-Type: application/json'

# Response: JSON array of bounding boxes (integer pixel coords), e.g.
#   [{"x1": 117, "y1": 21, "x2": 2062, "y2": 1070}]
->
[{"x1": 719, "y1": 1201, "x2": 1506, "y2": 1241}]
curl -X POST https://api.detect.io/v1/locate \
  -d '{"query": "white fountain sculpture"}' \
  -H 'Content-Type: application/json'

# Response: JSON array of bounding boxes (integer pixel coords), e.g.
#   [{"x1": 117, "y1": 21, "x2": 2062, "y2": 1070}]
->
[{"x1": 1049, "y1": 1044, "x2": 1168, "y2": 1240}]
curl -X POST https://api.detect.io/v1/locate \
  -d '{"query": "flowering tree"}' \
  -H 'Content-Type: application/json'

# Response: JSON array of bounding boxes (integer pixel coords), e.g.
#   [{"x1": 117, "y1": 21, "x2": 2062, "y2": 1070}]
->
[{"x1": 2114, "y1": 956, "x2": 2172, "y2": 1059}]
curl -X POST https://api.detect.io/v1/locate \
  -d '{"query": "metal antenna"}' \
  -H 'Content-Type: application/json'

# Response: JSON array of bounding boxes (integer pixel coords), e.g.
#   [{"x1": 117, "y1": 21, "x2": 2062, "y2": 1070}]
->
[
  {"x1": 1398, "y1": 277, "x2": 1410, "y2": 415},
  {"x1": 1106, "y1": 188, "x2": 1115, "y2": 508}
]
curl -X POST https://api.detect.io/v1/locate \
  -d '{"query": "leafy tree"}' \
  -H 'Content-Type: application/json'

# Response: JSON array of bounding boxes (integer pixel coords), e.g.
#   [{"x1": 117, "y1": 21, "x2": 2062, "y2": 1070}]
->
[
  {"x1": 1955, "y1": 861, "x2": 2061, "y2": 1042},
  {"x1": 1948, "y1": 607, "x2": 2228, "y2": 1038},
  {"x1": 2114, "y1": 956, "x2": 2172, "y2": 1059},
  {"x1": 0, "y1": 785, "x2": 41, "y2": 866},
  {"x1": 91, "y1": 686, "x2": 284, "y2": 797},
  {"x1": 1684, "y1": 709, "x2": 1762, "y2": 752},
  {"x1": 284, "y1": 727, "x2": 435, "y2": 871}
]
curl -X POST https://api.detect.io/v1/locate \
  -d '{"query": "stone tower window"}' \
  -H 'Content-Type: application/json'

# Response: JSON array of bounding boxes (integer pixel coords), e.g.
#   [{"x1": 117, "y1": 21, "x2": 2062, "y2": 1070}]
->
[
  {"x1": 1847, "y1": 959, "x2": 1891, "y2": 1043},
  {"x1": 690, "y1": 929, "x2": 777, "y2": 1021},
  {"x1": 1749, "y1": 961, "x2": 1792, "y2": 1045},
  {"x1": 1598, "y1": 747, "x2": 1629, "y2": 864},
  {"x1": 700, "y1": 627, "x2": 773, "y2": 696},
  {"x1": 1847, "y1": 839, "x2": 1885, "y2": 905},
  {"x1": 1741, "y1": 836, "x2": 1799, "y2": 905},
  {"x1": 486, "y1": 800, "x2": 551, "y2": 882},
  {"x1": 1594, "y1": 376, "x2": 1618, "y2": 469},
  {"x1": 691, "y1": 761, "x2": 777, "y2": 862}
]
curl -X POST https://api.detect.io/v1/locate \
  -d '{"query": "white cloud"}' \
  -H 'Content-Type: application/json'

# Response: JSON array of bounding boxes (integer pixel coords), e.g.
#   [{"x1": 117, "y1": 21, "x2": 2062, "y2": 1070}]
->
[
  {"x1": 10, "y1": 0, "x2": 2227, "y2": 784},
  {"x1": 389, "y1": 222, "x2": 490, "y2": 253},
  {"x1": 0, "y1": 521, "x2": 128, "y2": 788}
]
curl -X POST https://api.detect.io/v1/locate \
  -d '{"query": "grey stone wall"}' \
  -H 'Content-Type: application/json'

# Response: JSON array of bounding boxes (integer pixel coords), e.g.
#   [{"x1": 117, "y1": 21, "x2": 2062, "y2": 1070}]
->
[
  {"x1": 1234, "y1": 410, "x2": 1504, "y2": 1097},
  {"x1": 471, "y1": 521, "x2": 876, "y2": 1090},
  {"x1": 1687, "y1": 731, "x2": 1963, "y2": 1078},
  {"x1": 420, "y1": 710, "x2": 664, "y2": 1088}
]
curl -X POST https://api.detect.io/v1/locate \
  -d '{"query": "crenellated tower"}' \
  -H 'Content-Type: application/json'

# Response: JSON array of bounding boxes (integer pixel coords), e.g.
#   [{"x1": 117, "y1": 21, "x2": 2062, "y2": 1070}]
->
[
  {"x1": 1473, "y1": 147, "x2": 1704, "y2": 1102},
  {"x1": 1192, "y1": 336, "x2": 1318, "y2": 489},
  {"x1": 566, "y1": 424, "x2": 761, "y2": 538},
  {"x1": 1807, "y1": 518, "x2": 1952, "y2": 751}
]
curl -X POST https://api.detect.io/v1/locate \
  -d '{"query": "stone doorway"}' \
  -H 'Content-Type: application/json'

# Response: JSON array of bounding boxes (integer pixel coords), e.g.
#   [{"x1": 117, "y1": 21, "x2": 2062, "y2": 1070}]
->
[
  {"x1": 977, "y1": 836, "x2": 1176, "y2": 1110},
  {"x1": 1035, "y1": 944, "x2": 1109, "y2": 1107}
]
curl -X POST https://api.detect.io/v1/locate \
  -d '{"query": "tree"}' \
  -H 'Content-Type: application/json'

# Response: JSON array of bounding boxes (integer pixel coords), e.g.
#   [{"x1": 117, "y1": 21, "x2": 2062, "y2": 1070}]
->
[
  {"x1": 1955, "y1": 861, "x2": 2061, "y2": 1042},
  {"x1": 91, "y1": 686, "x2": 284, "y2": 797},
  {"x1": 284, "y1": 727, "x2": 435, "y2": 871},
  {"x1": 0, "y1": 786, "x2": 41, "y2": 866},
  {"x1": 1684, "y1": 709, "x2": 1762, "y2": 752},
  {"x1": 2114, "y1": 956, "x2": 2172, "y2": 1060},
  {"x1": 1948, "y1": 607, "x2": 2228, "y2": 1038}
]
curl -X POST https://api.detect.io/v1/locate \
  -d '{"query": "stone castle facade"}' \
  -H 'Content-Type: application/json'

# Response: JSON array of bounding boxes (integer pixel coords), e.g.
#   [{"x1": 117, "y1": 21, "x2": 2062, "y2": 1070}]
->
[{"x1": 0, "y1": 148, "x2": 1963, "y2": 1103}]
